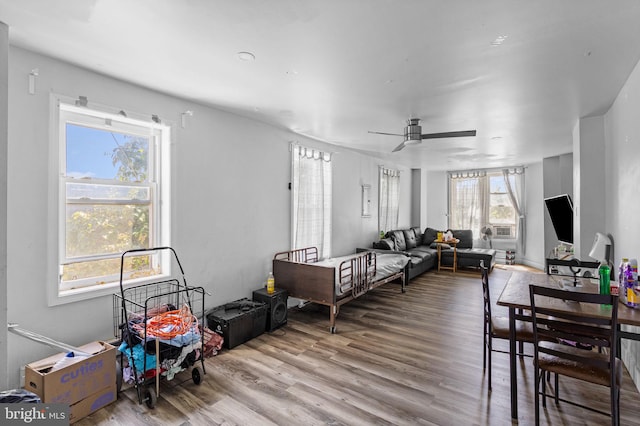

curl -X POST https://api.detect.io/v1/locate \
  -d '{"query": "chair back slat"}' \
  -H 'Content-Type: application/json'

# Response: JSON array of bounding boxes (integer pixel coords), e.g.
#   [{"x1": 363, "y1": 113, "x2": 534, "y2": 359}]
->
[
  {"x1": 481, "y1": 260, "x2": 491, "y2": 320},
  {"x1": 529, "y1": 284, "x2": 618, "y2": 372},
  {"x1": 529, "y1": 284, "x2": 620, "y2": 425}
]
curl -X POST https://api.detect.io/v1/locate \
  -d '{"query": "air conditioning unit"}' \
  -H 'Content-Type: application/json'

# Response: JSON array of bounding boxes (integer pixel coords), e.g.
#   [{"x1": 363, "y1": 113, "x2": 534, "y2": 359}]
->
[{"x1": 493, "y1": 226, "x2": 513, "y2": 238}]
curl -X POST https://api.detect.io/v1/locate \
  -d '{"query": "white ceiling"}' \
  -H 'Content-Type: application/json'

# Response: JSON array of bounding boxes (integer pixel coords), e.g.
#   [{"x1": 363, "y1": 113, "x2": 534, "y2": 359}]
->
[{"x1": 2, "y1": 0, "x2": 640, "y2": 170}]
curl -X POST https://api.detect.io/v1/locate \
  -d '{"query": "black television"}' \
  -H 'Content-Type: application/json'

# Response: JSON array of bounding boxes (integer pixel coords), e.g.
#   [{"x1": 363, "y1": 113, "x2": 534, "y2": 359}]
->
[{"x1": 544, "y1": 194, "x2": 574, "y2": 245}]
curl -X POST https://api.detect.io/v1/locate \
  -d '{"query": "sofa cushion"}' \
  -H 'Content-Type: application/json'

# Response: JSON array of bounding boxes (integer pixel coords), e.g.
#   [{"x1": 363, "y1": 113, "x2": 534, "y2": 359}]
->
[
  {"x1": 373, "y1": 238, "x2": 395, "y2": 250},
  {"x1": 388, "y1": 230, "x2": 407, "y2": 251},
  {"x1": 403, "y1": 229, "x2": 417, "y2": 249},
  {"x1": 422, "y1": 227, "x2": 440, "y2": 245},
  {"x1": 409, "y1": 246, "x2": 436, "y2": 256},
  {"x1": 411, "y1": 227, "x2": 423, "y2": 243},
  {"x1": 406, "y1": 249, "x2": 435, "y2": 261},
  {"x1": 452, "y1": 248, "x2": 497, "y2": 269},
  {"x1": 452, "y1": 229, "x2": 473, "y2": 249}
]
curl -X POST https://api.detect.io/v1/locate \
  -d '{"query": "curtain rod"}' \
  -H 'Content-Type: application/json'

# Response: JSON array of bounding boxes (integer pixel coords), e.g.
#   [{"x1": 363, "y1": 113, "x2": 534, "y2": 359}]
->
[{"x1": 448, "y1": 165, "x2": 526, "y2": 175}]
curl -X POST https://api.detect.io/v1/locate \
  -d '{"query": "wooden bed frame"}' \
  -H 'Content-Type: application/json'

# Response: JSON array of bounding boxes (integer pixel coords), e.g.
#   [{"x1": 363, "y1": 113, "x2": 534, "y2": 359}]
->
[{"x1": 273, "y1": 247, "x2": 407, "y2": 333}]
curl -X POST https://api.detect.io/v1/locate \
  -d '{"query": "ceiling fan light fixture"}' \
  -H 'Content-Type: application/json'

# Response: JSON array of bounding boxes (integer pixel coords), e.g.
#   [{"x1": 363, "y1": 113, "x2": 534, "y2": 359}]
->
[
  {"x1": 371, "y1": 117, "x2": 476, "y2": 152},
  {"x1": 404, "y1": 118, "x2": 422, "y2": 143}
]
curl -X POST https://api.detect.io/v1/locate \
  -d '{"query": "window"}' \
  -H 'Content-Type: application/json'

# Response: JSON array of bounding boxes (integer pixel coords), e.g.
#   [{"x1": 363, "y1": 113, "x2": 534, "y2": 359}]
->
[
  {"x1": 379, "y1": 167, "x2": 400, "y2": 234},
  {"x1": 54, "y1": 99, "x2": 170, "y2": 301},
  {"x1": 449, "y1": 168, "x2": 524, "y2": 250},
  {"x1": 291, "y1": 144, "x2": 332, "y2": 259},
  {"x1": 489, "y1": 174, "x2": 516, "y2": 238}
]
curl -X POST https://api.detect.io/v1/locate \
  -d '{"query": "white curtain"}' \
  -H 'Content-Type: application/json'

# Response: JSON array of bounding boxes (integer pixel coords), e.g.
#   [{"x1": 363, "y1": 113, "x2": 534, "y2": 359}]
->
[
  {"x1": 291, "y1": 144, "x2": 332, "y2": 259},
  {"x1": 503, "y1": 168, "x2": 526, "y2": 255},
  {"x1": 378, "y1": 166, "x2": 400, "y2": 234},
  {"x1": 448, "y1": 172, "x2": 488, "y2": 240}
]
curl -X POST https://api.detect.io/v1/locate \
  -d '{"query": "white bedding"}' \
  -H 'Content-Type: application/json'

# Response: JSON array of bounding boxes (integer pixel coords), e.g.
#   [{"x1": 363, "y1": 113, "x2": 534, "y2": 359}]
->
[{"x1": 315, "y1": 252, "x2": 409, "y2": 296}]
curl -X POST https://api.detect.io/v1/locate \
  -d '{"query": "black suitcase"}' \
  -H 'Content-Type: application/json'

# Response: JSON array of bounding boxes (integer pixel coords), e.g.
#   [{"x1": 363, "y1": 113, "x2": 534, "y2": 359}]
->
[{"x1": 206, "y1": 298, "x2": 267, "y2": 349}]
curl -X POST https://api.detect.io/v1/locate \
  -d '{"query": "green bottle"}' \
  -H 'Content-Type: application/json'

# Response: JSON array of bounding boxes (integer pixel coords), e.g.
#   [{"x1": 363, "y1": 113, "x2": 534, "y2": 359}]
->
[{"x1": 599, "y1": 264, "x2": 611, "y2": 295}]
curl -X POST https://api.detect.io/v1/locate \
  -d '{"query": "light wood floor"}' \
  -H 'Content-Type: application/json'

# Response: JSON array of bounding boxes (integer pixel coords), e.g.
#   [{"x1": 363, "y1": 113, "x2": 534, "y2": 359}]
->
[{"x1": 80, "y1": 266, "x2": 640, "y2": 425}]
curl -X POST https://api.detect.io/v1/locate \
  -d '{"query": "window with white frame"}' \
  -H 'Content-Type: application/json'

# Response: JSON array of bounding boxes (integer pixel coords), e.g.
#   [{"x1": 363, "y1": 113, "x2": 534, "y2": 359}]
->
[
  {"x1": 55, "y1": 100, "x2": 170, "y2": 299},
  {"x1": 291, "y1": 144, "x2": 332, "y2": 259},
  {"x1": 448, "y1": 168, "x2": 525, "y2": 252},
  {"x1": 488, "y1": 173, "x2": 517, "y2": 238}
]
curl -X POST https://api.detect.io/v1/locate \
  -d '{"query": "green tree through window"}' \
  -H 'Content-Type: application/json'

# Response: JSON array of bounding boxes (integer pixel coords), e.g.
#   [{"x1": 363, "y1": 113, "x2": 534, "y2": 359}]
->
[{"x1": 58, "y1": 104, "x2": 168, "y2": 295}]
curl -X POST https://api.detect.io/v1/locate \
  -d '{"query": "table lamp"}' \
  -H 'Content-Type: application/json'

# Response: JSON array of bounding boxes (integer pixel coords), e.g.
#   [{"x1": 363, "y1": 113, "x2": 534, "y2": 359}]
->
[{"x1": 588, "y1": 232, "x2": 612, "y2": 270}]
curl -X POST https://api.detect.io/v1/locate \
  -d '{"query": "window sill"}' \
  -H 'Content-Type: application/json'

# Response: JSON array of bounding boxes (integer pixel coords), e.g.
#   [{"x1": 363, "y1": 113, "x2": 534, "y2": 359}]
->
[{"x1": 50, "y1": 273, "x2": 170, "y2": 306}]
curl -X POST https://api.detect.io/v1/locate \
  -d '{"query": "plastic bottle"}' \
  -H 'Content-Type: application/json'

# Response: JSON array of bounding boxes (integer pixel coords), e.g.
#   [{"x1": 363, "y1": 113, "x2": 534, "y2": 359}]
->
[
  {"x1": 267, "y1": 272, "x2": 275, "y2": 294},
  {"x1": 598, "y1": 264, "x2": 610, "y2": 295},
  {"x1": 630, "y1": 258, "x2": 638, "y2": 285},
  {"x1": 50, "y1": 351, "x2": 89, "y2": 372},
  {"x1": 613, "y1": 258, "x2": 628, "y2": 297},
  {"x1": 625, "y1": 259, "x2": 638, "y2": 307}
]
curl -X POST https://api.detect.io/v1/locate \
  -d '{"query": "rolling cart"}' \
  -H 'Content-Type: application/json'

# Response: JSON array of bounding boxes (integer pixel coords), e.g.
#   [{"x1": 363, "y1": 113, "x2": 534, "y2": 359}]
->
[{"x1": 113, "y1": 247, "x2": 206, "y2": 408}]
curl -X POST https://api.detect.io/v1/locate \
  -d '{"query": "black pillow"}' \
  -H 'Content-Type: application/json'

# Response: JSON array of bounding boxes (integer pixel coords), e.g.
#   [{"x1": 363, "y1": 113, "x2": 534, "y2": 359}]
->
[
  {"x1": 423, "y1": 227, "x2": 439, "y2": 245},
  {"x1": 374, "y1": 238, "x2": 395, "y2": 250}
]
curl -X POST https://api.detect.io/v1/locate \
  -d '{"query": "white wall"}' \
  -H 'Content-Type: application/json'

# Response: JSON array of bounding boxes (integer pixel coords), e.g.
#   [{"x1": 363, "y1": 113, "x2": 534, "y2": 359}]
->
[
  {"x1": 410, "y1": 168, "x2": 422, "y2": 228},
  {"x1": 0, "y1": 22, "x2": 9, "y2": 390},
  {"x1": 3, "y1": 47, "x2": 411, "y2": 388},
  {"x1": 573, "y1": 116, "x2": 607, "y2": 261},
  {"x1": 604, "y1": 55, "x2": 640, "y2": 390},
  {"x1": 522, "y1": 162, "x2": 545, "y2": 270},
  {"x1": 425, "y1": 171, "x2": 448, "y2": 230}
]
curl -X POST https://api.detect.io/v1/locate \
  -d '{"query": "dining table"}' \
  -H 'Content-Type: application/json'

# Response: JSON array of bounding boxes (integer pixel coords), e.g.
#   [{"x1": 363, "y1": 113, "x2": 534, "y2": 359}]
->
[{"x1": 496, "y1": 271, "x2": 640, "y2": 421}]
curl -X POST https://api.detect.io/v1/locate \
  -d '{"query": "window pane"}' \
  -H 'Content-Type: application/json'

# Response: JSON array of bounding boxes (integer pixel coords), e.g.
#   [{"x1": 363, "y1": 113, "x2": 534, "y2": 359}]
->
[
  {"x1": 61, "y1": 255, "x2": 158, "y2": 286},
  {"x1": 489, "y1": 175, "x2": 507, "y2": 193},
  {"x1": 66, "y1": 204, "x2": 150, "y2": 258},
  {"x1": 66, "y1": 182, "x2": 149, "y2": 201},
  {"x1": 490, "y1": 204, "x2": 515, "y2": 223},
  {"x1": 66, "y1": 124, "x2": 149, "y2": 182}
]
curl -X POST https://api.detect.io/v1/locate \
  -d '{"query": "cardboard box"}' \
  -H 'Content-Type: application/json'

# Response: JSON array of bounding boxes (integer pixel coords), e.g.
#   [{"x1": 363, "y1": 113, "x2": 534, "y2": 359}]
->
[
  {"x1": 24, "y1": 341, "x2": 116, "y2": 423},
  {"x1": 207, "y1": 298, "x2": 267, "y2": 349},
  {"x1": 68, "y1": 385, "x2": 117, "y2": 424}
]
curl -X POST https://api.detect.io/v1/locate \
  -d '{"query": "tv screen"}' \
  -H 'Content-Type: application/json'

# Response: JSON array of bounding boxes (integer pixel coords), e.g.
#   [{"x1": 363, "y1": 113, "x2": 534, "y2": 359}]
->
[{"x1": 544, "y1": 194, "x2": 573, "y2": 245}]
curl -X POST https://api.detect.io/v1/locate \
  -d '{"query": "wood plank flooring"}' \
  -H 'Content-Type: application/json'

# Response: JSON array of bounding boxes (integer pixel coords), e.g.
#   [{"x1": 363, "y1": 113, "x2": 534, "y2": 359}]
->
[{"x1": 79, "y1": 266, "x2": 640, "y2": 425}]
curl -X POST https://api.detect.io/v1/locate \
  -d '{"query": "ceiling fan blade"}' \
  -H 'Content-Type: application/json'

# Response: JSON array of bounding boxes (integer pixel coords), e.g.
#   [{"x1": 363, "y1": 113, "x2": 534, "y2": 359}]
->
[
  {"x1": 421, "y1": 130, "x2": 477, "y2": 139},
  {"x1": 392, "y1": 141, "x2": 406, "y2": 152},
  {"x1": 368, "y1": 131, "x2": 403, "y2": 137}
]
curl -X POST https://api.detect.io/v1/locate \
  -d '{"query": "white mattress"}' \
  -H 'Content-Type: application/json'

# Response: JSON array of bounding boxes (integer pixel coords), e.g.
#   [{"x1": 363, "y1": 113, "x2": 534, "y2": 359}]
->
[{"x1": 316, "y1": 252, "x2": 409, "y2": 296}]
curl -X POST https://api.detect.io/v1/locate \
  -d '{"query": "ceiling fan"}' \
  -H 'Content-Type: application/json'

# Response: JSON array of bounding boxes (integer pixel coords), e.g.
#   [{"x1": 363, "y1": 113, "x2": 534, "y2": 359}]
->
[{"x1": 369, "y1": 118, "x2": 477, "y2": 152}]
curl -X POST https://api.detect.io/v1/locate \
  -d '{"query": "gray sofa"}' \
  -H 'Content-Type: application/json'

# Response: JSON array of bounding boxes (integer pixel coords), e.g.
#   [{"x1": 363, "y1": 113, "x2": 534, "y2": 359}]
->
[{"x1": 372, "y1": 227, "x2": 496, "y2": 280}]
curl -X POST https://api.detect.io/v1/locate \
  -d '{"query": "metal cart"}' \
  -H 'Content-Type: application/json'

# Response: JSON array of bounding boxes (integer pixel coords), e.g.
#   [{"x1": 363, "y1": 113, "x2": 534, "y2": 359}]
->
[{"x1": 113, "y1": 247, "x2": 206, "y2": 408}]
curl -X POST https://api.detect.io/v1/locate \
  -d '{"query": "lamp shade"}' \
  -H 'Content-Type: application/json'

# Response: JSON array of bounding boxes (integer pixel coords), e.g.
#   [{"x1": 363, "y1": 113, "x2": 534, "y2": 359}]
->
[{"x1": 588, "y1": 232, "x2": 612, "y2": 263}]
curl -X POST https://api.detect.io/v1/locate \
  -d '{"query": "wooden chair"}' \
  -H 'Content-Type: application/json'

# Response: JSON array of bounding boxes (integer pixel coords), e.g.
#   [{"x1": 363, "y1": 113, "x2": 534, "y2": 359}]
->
[
  {"x1": 528, "y1": 285, "x2": 621, "y2": 426},
  {"x1": 481, "y1": 261, "x2": 534, "y2": 391}
]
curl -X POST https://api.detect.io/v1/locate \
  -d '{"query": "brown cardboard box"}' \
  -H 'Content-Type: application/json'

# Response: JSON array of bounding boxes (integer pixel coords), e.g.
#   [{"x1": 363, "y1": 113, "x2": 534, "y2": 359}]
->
[
  {"x1": 68, "y1": 385, "x2": 117, "y2": 424},
  {"x1": 24, "y1": 341, "x2": 116, "y2": 423}
]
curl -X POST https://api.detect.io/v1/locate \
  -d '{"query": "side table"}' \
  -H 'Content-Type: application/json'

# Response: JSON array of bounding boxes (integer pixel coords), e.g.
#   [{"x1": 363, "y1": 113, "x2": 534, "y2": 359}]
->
[{"x1": 436, "y1": 239, "x2": 459, "y2": 272}]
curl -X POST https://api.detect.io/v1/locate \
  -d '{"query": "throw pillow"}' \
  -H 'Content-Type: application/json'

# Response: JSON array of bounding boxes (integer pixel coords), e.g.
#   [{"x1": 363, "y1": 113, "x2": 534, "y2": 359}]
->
[{"x1": 423, "y1": 227, "x2": 439, "y2": 245}]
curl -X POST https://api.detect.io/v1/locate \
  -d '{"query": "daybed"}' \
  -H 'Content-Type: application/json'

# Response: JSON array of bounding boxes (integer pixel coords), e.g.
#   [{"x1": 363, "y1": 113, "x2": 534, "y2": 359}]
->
[
  {"x1": 272, "y1": 247, "x2": 410, "y2": 333},
  {"x1": 372, "y1": 227, "x2": 496, "y2": 279}
]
